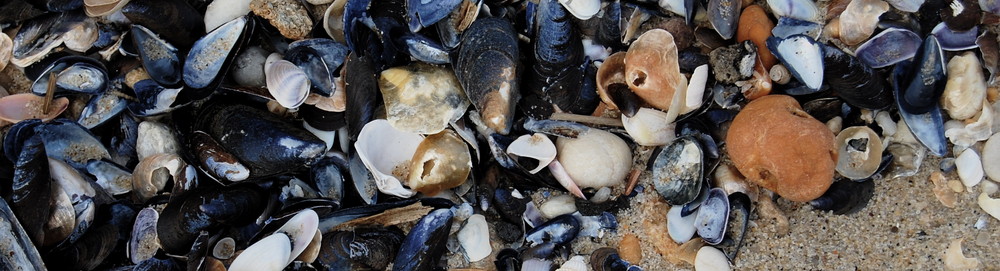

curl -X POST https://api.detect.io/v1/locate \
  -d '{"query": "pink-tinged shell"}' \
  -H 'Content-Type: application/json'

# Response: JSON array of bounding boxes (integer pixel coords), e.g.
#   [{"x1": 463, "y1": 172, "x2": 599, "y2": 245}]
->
[{"x1": 0, "y1": 94, "x2": 69, "y2": 123}]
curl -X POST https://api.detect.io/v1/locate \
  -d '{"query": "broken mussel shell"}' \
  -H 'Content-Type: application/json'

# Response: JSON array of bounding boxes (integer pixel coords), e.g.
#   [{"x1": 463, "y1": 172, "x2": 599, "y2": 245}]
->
[
  {"x1": 694, "y1": 188, "x2": 730, "y2": 245},
  {"x1": 727, "y1": 95, "x2": 837, "y2": 202},
  {"x1": 766, "y1": 34, "x2": 823, "y2": 93},
  {"x1": 836, "y1": 126, "x2": 885, "y2": 180},
  {"x1": 893, "y1": 36, "x2": 948, "y2": 156}
]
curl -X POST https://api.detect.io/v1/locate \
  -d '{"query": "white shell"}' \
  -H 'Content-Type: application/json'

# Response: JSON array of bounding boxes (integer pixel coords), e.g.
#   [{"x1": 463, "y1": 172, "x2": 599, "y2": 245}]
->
[
  {"x1": 458, "y1": 214, "x2": 491, "y2": 262},
  {"x1": 944, "y1": 99, "x2": 993, "y2": 148},
  {"x1": 506, "y1": 133, "x2": 557, "y2": 174},
  {"x1": 266, "y1": 59, "x2": 310, "y2": 109},
  {"x1": 556, "y1": 256, "x2": 588, "y2": 271},
  {"x1": 622, "y1": 108, "x2": 676, "y2": 146},
  {"x1": 694, "y1": 246, "x2": 732, "y2": 271},
  {"x1": 558, "y1": 0, "x2": 601, "y2": 20},
  {"x1": 667, "y1": 205, "x2": 697, "y2": 243},
  {"x1": 204, "y1": 0, "x2": 252, "y2": 32},
  {"x1": 978, "y1": 193, "x2": 1000, "y2": 221},
  {"x1": 555, "y1": 129, "x2": 632, "y2": 189},
  {"x1": 774, "y1": 35, "x2": 824, "y2": 90},
  {"x1": 229, "y1": 234, "x2": 292, "y2": 271},
  {"x1": 297, "y1": 230, "x2": 322, "y2": 263},
  {"x1": 137, "y1": 121, "x2": 181, "y2": 160},
  {"x1": 943, "y1": 238, "x2": 981, "y2": 270},
  {"x1": 539, "y1": 195, "x2": 577, "y2": 219},
  {"x1": 355, "y1": 119, "x2": 422, "y2": 198},
  {"x1": 941, "y1": 53, "x2": 987, "y2": 120},
  {"x1": 275, "y1": 209, "x2": 319, "y2": 265},
  {"x1": 682, "y1": 64, "x2": 709, "y2": 115},
  {"x1": 956, "y1": 148, "x2": 984, "y2": 187},
  {"x1": 982, "y1": 133, "x2": 1000, "y2": 182},
  {"x1": 767, "y1": 0, "x2": 820, "y2": 22}
]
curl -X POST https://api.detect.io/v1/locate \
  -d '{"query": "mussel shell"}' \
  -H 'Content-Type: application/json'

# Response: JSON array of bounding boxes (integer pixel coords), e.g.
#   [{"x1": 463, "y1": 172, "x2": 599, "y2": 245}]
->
[
  {"x1": 44, "y1": 223, "x2": 119, "y2": 270},
  {"x1": 398, "y1": 33, "x2": 451, "y2": 64},
  {"x1": 821, "y1": 43, "x2": 893, "y2": 110},
  {"x1": 930, "y1": 23, "x2": 979, "y2": 51},
  {"x1": 718, "y1": 192, "x2": 751, "y2": 259},
  {"x1": 708, "y1": 0, "x2": 741, "y2": 39},
  {"x1": 286, "y1": 39, "x2": 349, "y2": 97},
  {"x1": 36, "y1": 119, "x2": 111, "y2": 170},
  {"x1": 121, "y1": 0, "x2": 204, "y2": 48},
  {"x1": 11, "y1": 13, "x2": 77, "y2": 67},
  {"x1": 407, "y1": 0, "x2": 461, "y2": 32},
  {"x1": 893, "y1": 58, "x2": 948, "y2": 156},
  {"x1": 11, "y1": 135, "x2": 51, "y2": 245},
  {"x1": 132, "y1": 24, "x2": 182, "y2": 87},
  {"x1": 809, "y1": 179, "x2": 875, "y2": 214},
  {"x1": 343, "y1": 52, "x2": 380, "y2": 141},
  {"x1": 78, "y1": 91, "x2": 127, "y2": 128},
  {"x1": 191, "y1": 131, "x2": 249, "y2": 183},
  {"x1": 319, "y1": 227, "x2": 405, "y2": 270},
  {"x1": 0, "y1": 198, "x2": 47, "y2": 270},
  {"x1": 3, "y1": 119, "x2": 44, "y2": 162},
  {"x1": 455, "y1": 17, "x2": 521, "y2": 135},
  {"x1": 651, "y1": 136, "x2": 704, "y2": 205},
  {"x1": 127, "y1": 79, "x2": 185, "y2": 117},
  {"x1": 524, "y1": 213, "x2": 581, "y2": 247},
  {"x1": 899, "y1": 36, "x2": 947, "y2": 114},
  {"x1": 392, "y1": 208, "x2": 454, "y2": 271},
  {"x1": 129, "y1": 207, "x2": 160, "y2": 264},
  {"x1": 310, "y1": 154, "x2": 346, "y2": 207},
  {"x1": 771, "y1": 17, "x2": 822, "y2": 39},
  {"x1": 766, "y1": 34, "x2": 823, "y2": 91},
  {"x1": 693, "y1": 188, "x2": 729, "y2": 245},
  {"x1": 346, "y1": 152, "x2": 378, "y2": 205},
  {"x1": 854, "y1": 28, "x2": 921, "y2": 68},
  {"x1": 182, "y1": 15, "x2": 251, "y2": 93},
  {"x1": 156, "y1": 183, "x2": 267, "y2": 254},
  {"x1": 198, "y1": 103, "x2": 326, "y2": 179},
  {"x1": 86, "y1": 159, "x2": 133, "y2": 195},
  {"x1": 30, "y1": 56, "x2": 109, "y2": 96}
]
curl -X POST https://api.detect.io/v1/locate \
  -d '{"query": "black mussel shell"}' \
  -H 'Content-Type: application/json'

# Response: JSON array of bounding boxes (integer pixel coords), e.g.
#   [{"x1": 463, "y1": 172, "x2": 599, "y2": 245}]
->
[
  {"x1": 156, "y1": 183, "x2": 267, "y2": 254},
  {"x1": 285, "y1": 39, "x2": 349, "y2": 97},
  {"x1": 392, "y1": 208, "x2": 454, "y2": 271},
  {"x1": 121, "y1": 0, "x2": 204, "y2": 48},
  {"x1": 821, "y1": 43, "x2": 892, "y2": 110},
  {"x1": 809, "y1": 179, "x2": 875, "y2": 215},
  {"x1": 455, "y1": 17, "x2": 521, "y2": 135},
  {"x1": 525, "y1": 213, "x2": 581, "y2": 247},
  {"x1": 132, "y1": 25, "x2": 182, "y2": 87},
  {"x1": 343, "y1": 52, "x2": 381, "y2": 141},
  {"x1": 651, "y1": 136, "x2": 704, "y2": 205},
  {"x1": 30, "y1": 56, "x2": 109, "y2": 97}
]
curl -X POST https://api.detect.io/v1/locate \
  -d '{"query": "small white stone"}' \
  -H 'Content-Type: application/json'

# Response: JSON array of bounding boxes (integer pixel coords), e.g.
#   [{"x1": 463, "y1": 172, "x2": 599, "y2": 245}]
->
[
  {"x1": 136, "y1": 121, "x2": 180, "y2": 160},
  {"x1": 694, "y1": 246, "x2": 731, "y2": 271},
  {"x1": 982, "y1": 180, "x2": 999, "y2": 195},
  {"x1": 458, "y1": 214, "x2": 491, "y2": 262},
  {"x1": 982, "y1": 133, "x2": 1000, "y2": 182},
  {"x1": 540, "y1": 195, "x2": 578, "y2": 219},
  {"x1": 956, "y1": 148, "x2": 984, "y2": 187},
  {"x1": 940, "y1": 53, "x2": 987, "y2": 121},
  {"x1": 556, "y1": 129, "x2": 633, "y2": 188},
  {"x1": 590, "y1": 187, "x2": 612, "y2": 204},
  {"x1": 667, "y1": 205, "x2": 697, "y2": 243}
]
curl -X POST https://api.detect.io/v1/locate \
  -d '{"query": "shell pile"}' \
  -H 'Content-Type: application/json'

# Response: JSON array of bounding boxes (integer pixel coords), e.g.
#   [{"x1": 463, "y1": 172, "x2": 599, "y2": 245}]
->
[{"x1": 0, "y1": 0, "x2": 998, "y2": 270}]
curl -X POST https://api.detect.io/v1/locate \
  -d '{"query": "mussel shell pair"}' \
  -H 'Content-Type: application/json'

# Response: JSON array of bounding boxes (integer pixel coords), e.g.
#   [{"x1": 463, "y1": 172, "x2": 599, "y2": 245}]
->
[{"x1": 156, "y1": 183, "x2": 267, "y2": 254}]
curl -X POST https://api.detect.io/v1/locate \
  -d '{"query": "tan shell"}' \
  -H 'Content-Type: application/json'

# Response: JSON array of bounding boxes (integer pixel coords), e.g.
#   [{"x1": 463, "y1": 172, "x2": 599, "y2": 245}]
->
[
  {"x1": 250, "y1": 0, "x2": 313, "y2": 40},
  {"x1": 624, "y1": 29, "x2": 687, "y2": 111},
  {"x1": 727, "y1": 95, "x2": 837, "y2": 202},
  {"x1": 835, "y1": 126, "x2": 884, "y2": 180},
  {"x1": 941, "y1": 52, "x2": 987, "y2": 120},
  {"x1": 0, "y1": 94, "x2": 69, "y2": 123},
  {"x1": 379, "y1": 63, "x2": 470, "y2": 134},
  {"x1": 596, "y1": 52, "x2": 628, "y2": 111},
  {"x1": 323, "y1": 0, "x2": 349, "y2": 43},
  {"x1": 131, "y1": 153, "x2": 190, "y2": 202},
  {"x1": 407, "y1": 130, "x2": 472, "y2": 196},
  {"x1": 0, "y1": 33, "x2": 12, "y2": 72},
  {"x1": 84, "y1": 0, "x2": 131, "y2": 17},
  {"x1": 839, "y1": 0, "x2": 890, "y2": 45}
]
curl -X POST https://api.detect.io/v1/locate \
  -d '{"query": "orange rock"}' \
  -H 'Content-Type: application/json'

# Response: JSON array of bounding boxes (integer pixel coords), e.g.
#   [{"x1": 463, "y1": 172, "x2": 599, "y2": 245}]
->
[
  {"x1": 624, "y1": 29, "x2": 687, "y2": 111},
  {"x1": 726, "y1": 95, "x2": 837, "y2": 202},
  {"x1": 618, "y1": 234, "x2": 643, "y2": 264},
  {"x1": 736, "y1": 5, "x2": 777, "y2": 70},
  {"x1": 641, "y1": 195, "x2": 685, "y2": 265}
]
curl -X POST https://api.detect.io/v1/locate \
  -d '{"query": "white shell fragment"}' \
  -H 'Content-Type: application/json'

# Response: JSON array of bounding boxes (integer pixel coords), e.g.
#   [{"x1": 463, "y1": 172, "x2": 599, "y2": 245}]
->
[
  {"x1": 683, "y1": 64, "x2": 709, "y2": 115},
  {"x1": 458, "y1": 214, "x2": 491, "y2": 262},
  {"x1": 978, "y1": 193, "x2": 1000, "y2": 221},
  {"x1": 274, "y1": 210, "x2": 319, "y2": 265},
  {"x1": 266, "y1": 59, "x2": 311, "y2": 109},
  {"x1": 558, "y1": 0, "x2": 601, "y2": 20},
  {"x1": 557, "y1": 256, "x2": 588, "y2": 271},
  {"x1": 955, "y1": 148, "x2": 984, "y2": 187},
  {"x1": 943, "y1": 238, "x2": 981, "y2": 271},
  {"x1": 507, "y1": 133, "x2": 557, "y2": 174},
  {"x1": 694, "y1": 246, "x2": 732, "y2": 271},
  {"x1": 941, "y1": 53, "x2": 987, "y2": 121},
  {"x1": 228, "y1": 234, "x2": 292, "y2": 271},
  {"x1": 205, "y1": 0, "x2": 252, "y2": 31},
  {"x1": 355, "y1": 119, "x2": 422, "y2": 198},
  {"x1": 667, "y1": 205, "x2": 697, "y2": 243},
  {"x1": 767, "y1": 0, "x2": 820, "y2": 22},
  {"x1": 623, "y1": 108, "x2": 677, "y2": 147},
  {"x1": 555, "y1": 129, "x2": 633, "y2": 189},
  {"x1": 982, "y1": 133, "x2": 1000, "y2": 182},
  {"x1": 944, "y1": 99, "x2": 993, "y2": 148},
  {"x1": 539, "y1": 195, "x2": 578, "y2": 219}
]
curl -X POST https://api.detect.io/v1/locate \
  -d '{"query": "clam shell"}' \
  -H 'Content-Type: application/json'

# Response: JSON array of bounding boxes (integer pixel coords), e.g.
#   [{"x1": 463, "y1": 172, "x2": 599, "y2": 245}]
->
[
  {"x1": 556, "y1": 128, "x2": 632, "y2": 189},
  {"x1": 0, "y1": 33, "x2": 11, "y2": 72},
  {"x1": 229, "y1": 234, "x2": 292, "y2": 271},
  {"x1": 355, "y1": 119, "x2": 422, "y2": 198},
  {"x1": 506, "y1": 133, "x2": 557, "y2": 174},
  {"x1": 275, "y1": 209, "x2": 320, "y2": 265},
  {"x1": 694, "y1": 246, "x2": 731, "y2": 271},
  {"x1": 265, "y1": 59, "x2": 311, "y2": 109},
  {"x1": 622, "y1": 108, "x2": 676, "y2": 146},
  {"x1": 940, "y1": 52, "x2": 987, "y2": 121},
  {"x1": 835, "y1": 126, "x2": 884, "y2": 180},
  {"x1": 694, "y1": 188, "x2": 729, "y2": 245},
  {"x1": 85, "y1": 0, "x2": 131, "y2": 17},
  {"x1": 625, "y1": 29, "x2": 687, "y2": 111},
  {"x1": 458, "y1": 214, "x2": 491, "y2": 262},
  {"x1": 323, "y1": 0, "x2": 349, "y2": 43}
]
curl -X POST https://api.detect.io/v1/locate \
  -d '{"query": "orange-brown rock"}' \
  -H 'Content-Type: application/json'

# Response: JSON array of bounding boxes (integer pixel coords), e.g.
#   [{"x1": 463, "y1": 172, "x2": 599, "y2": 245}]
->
[
  {"x1": 624, "y1": 29, "x2": 687, "y2": 111},
  {"x1": 618, "y1": 234, "x2": 643, "y2": 264},
  {"x1": 736, "y1": 5, "x2": 777, "y2": 70},
  {"x1": 726, "y1": 95, "x2": 837, "y2": 202}
]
